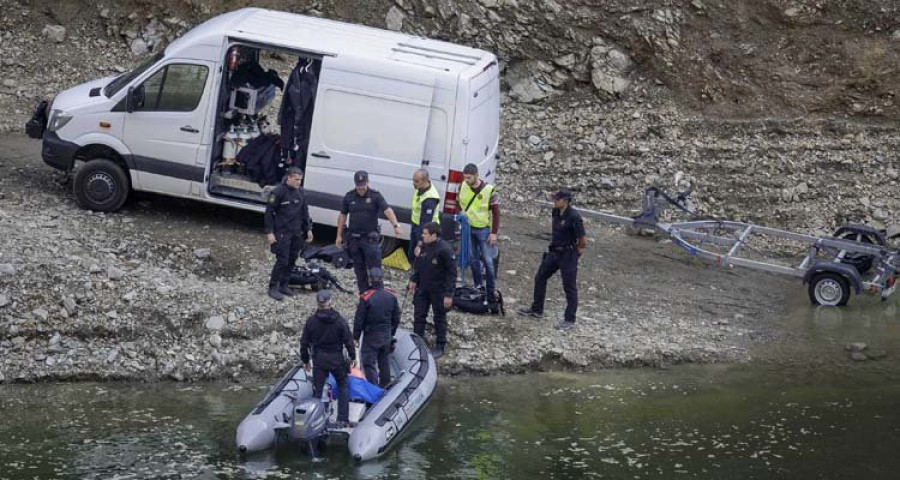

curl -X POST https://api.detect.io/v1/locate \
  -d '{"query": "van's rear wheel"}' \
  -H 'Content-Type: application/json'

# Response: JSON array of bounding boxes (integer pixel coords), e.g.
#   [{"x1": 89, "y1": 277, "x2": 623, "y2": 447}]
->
[
  {"x1": 73, "y1": 159, "x2": 130, "y2": 212},
  {"x1": 379, "y1": 235, "x2": 401, "y2": 257},
  {"x1": 808, "y1": 272, "x2": 851, "y2": 307}
]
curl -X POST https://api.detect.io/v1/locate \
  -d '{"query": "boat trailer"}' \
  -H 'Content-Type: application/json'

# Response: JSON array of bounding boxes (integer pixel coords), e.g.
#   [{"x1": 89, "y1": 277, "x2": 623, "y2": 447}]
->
[{"x1": 577, "y1": 187, "x2": 900, "y2": 307}]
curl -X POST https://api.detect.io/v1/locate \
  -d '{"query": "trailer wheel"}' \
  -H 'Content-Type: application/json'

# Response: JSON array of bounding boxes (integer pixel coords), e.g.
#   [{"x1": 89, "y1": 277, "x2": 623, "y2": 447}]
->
[
  {"x1": 73, "y1": 159, "x2": 130, "y2": 212},
  {"x1": 808, "y1": 272, "x2": 851, "y2": 307}
]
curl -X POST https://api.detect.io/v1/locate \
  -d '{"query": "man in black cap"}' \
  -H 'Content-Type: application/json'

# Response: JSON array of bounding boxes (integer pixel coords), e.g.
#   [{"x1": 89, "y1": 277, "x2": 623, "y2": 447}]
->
[
  {"x1": 336, "y1": 170, "x2": 404, "y2": 293},
  {"x1": 265, "y1": 167, "x2": 313, "y2": 301},
  {"x1": 518, "y1": 188, "x2": 587, "y2": 330},
  {"x1": 300, "y1": 289, "x2": 356, "y2": 427},
  {"x1": 409, "y1": 222, "x2": 457, "y2": 359},
  {"x1": 353, "y1": 267, "x2": 400, "y2": 387}
]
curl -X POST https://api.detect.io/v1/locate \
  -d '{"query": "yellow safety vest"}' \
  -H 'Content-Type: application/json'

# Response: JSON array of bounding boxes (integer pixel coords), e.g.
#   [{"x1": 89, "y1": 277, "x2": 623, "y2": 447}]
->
[
  {"x1": 411, "y1": 183, "x2": 441, "y2": 225},
  {"x1": 458, "y1": 182, "x2": 494, "y2": 229}
]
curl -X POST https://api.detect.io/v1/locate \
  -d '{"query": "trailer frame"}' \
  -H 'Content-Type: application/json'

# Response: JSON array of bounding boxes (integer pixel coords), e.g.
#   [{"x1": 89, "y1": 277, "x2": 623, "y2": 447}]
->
[{"x1": 577, "y1": 187, "x2": 900, "y2": 307}]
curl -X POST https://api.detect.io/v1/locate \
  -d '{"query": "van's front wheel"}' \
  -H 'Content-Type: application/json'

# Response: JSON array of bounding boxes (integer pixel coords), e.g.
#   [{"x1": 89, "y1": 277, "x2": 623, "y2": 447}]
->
[{"x1": 73, "y1": 159, "x2": 130, "y2": 212}]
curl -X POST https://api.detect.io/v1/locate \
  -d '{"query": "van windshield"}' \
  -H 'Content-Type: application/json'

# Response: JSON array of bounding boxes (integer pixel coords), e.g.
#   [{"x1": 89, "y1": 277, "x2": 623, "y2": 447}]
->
[{"x1": 104, "y1": 52, "x2": 165, "y2": 98}]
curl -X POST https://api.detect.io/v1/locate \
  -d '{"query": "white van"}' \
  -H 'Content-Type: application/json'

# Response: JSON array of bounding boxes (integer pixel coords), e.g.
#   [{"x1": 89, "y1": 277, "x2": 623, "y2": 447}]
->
[{"x1": 27, "y1": 8, "x2": 500, "y2": 253}]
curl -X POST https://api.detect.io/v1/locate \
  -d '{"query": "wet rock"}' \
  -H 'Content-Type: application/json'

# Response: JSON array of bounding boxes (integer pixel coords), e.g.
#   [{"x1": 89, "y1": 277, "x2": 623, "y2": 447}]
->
[
  {"x1": 42, "y1": 25, "x2": 66, "y2": 43},
  {"x1": 205, "y1": 315, "x2": 226, "y2": 331},
  {"x1": 866, "y1": 350, "x2": 887, "y2": 360},
  {"x1": 846, "y1": 342, "x2": 867, "y2": 353},
  {"x1": 386, "y1": 6, "x2": 405, "y2": 31},
  {"x1": 850, "y1": 352, "x2": 868, "y2": 362},
  {"x1": 193, "y1": 248, "x2": 211, "y2": 260}
]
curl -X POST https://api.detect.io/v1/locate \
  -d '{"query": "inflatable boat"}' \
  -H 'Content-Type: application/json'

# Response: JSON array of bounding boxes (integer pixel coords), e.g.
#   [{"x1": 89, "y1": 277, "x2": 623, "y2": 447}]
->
[{"x1": 235, "y1": 328, "x2": 437, "y2": 462}]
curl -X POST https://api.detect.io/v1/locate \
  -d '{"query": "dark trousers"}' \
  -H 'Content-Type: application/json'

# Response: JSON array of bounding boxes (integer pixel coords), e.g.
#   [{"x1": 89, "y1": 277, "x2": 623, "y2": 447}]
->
[
  {"x1": 413, "y1": 289, "x2": 448, "y2": 347},
  {"x1": 269, "y1": 232, "x2": 304, "y2": 289},
  {"x1": 361, "y1": 334, "x2": 391, "y2": 387},
  {"x1": 530, "y1": 250, "x2": 579, "y2": 323},
  {"x1": 408, "y1": 225, "x2": 423, "y2": 261},
  {"x1": 348, "y1": 236, "x2": 382, "y2": 293},
  {"x1": 311, "y1": 353, "x2": 349, "y2": 422}
]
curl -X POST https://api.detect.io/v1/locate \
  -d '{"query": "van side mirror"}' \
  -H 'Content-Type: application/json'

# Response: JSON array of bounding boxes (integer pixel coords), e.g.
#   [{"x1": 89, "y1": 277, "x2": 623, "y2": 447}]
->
[
  {"x1": 126, "y1": 86, "x2": 135, "y2": 113},
  {"x1": 126, "y1": 85, "x2": 144, "y2": 113}
]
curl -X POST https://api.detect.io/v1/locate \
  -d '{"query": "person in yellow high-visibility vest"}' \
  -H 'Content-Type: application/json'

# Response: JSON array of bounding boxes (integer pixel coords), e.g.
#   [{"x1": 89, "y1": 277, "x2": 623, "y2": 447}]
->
[
  {"x1": 409, "y1": 169, "x2": 441, "y2": 260},
  {"x1": 458, "y1": 163, "x2": 500, "y2": 304}
]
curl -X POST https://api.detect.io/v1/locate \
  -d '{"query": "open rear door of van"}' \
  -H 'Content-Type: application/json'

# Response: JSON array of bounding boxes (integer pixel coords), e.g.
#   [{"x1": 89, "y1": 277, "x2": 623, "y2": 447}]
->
[
  {"x1": 304, "y1": 56, "x2": 436, "y2": 223},
  {"x1": 462, "y1": 61, "x2": 500, "y2": 184}
]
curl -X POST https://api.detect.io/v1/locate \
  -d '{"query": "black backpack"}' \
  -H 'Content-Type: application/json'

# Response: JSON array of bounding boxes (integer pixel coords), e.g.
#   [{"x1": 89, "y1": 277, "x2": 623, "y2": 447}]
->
[
  {"x1": 288, "y1": 264, "x2": 326, "y2": 290},
  {"x1": 452, "y1": 287, "x2": 504, "y2": 316},
  {"x1": 288, "y1": 261, "x2": 352, "y2": 293}
]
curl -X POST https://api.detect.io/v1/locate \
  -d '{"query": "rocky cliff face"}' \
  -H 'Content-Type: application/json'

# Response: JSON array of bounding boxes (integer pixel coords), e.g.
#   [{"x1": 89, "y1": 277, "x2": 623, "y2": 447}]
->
[{"x1": 2, "y1": 0, "x2": 899, "y2": 232}]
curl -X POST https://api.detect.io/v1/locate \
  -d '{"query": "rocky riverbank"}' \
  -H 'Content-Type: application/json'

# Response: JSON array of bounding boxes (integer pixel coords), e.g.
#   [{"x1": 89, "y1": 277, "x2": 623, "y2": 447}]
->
[{"x1": 0, "y1": 135, "x2": 798, "y2": 383}]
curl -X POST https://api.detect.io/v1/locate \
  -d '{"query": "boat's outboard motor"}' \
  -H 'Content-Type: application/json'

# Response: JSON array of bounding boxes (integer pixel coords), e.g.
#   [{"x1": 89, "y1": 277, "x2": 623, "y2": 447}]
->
[{"x1": 291, "y1": 398, "x2": 328, "y2": 458}]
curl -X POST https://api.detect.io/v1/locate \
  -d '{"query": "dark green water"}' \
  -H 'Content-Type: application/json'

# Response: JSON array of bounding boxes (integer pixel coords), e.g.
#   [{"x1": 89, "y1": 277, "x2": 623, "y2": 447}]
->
[
  {"x1": 2, "y1": 360, "x2": 899, "y2": 479},
  {"x1": 3, "y1": 295, "x2": 900, "y2": 479}
]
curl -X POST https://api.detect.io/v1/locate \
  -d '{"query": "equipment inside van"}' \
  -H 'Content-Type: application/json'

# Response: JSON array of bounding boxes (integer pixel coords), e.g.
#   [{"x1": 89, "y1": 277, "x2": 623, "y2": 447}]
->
[{"x1": 26, "y1": 8, "x2": 500, "y2": 254}]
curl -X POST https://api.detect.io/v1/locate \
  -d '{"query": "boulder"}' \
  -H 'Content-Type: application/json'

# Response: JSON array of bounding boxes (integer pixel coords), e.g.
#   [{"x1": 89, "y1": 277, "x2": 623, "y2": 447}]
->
[
  {"x1": 590, "y1": 39, "x2": 633, "y2": 98},
  {"x1": 386, "y1": 6, "x2": 405, "y2": 31},
  {"x1": 205, "y1": 315, "x2": 226, "y2": 331},
  {"x1": 42, "y1": 25, "x2": 66, "y2": 43}
]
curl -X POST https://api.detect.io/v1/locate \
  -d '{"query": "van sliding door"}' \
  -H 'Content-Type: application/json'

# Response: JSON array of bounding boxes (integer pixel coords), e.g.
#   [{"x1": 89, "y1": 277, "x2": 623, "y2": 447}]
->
[{"x1": 303, "y1": 56, "x2": 435, "y2": 225}]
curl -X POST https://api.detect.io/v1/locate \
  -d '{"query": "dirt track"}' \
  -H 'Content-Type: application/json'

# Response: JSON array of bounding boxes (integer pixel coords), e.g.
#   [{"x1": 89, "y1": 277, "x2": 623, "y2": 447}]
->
[{"x1": 0, "y1": 134, "x2": 804, "y2": 383}]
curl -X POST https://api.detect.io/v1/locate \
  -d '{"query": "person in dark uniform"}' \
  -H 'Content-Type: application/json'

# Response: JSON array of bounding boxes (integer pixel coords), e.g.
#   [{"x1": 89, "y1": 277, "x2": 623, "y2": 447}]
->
[
  {"x1": 518, "y1": 188, "x2": 587, "y2": 331},
  {"x1": 408, "y1": 222, "x2": 457, "y2": 359},
  {"x1": 299, "y1": 289, "x2": 356, "y2": 427},
  {"x1": 265, "y1": 167, "x2": 313, "y2": 301},
  {"x1": 353, "y1": 268, "x2": 400, "y2": 387},
  {"x1": 336, "y1": 170, "x2": 403, "y2": 293}
]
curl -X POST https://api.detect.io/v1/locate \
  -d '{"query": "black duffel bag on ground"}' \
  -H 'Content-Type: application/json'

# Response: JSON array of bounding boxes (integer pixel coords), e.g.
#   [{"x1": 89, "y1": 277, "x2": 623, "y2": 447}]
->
[{"x1": 452, "y1": 287, "x2": 504, "y2": 316}]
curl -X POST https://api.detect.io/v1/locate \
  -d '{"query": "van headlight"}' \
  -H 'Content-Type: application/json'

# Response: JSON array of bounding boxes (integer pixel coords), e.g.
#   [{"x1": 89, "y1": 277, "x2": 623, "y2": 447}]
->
[{"x1": 46, "y1": 109, "x2": 73, "y2": 132}]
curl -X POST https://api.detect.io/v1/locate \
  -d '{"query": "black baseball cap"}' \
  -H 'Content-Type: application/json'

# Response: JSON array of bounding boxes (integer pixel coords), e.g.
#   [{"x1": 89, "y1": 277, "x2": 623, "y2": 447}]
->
[
  {"x1": 316, "y1": 289, "x2": 332, "y2": 304},
  {"x1": 552, "y1": 188, "x2": 573, "y2": 201},
  {"x1": 368, "y1": 267, "x2": 384, "y2": 281},
  {"x1": 354, "y1": 170, "x2": 369, "y2": 186}
]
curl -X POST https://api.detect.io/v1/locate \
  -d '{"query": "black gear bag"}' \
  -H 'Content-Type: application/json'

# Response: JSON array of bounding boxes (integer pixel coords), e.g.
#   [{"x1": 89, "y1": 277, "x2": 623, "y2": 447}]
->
[{"x1": 452, "y1": 287, "x2": 505, "y2": 316}]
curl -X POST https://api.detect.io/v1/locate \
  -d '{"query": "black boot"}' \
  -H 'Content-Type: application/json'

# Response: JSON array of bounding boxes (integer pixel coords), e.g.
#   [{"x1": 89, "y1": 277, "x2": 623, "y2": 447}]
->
[
  {"x1": 268, "y1": 287, "x2": 285, "y2": 301},
  {"x1": 279, "y1": 283, "x2": 297, "y2": 297}
]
